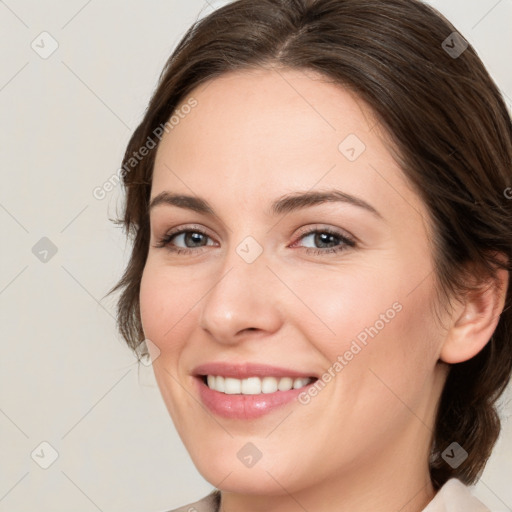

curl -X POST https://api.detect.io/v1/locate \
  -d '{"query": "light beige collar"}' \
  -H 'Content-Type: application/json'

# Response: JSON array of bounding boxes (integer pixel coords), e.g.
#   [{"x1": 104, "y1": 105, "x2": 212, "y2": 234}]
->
[{"x1": 422, "y1": 479, "x2": 491, "y2": 512}]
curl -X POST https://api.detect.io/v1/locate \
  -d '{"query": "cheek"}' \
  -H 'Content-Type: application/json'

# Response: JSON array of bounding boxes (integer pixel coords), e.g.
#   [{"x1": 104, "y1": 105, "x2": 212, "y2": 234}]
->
[
  {"x1": 139, "y1": 263, "x2": 197, "y2": 358},
  {"x1": 337, "y1": 278, "x2": 441, "y2": 431},
  {"x1": 139, "y1": 263, "x2": 203, "y2": 423},
  {"x1": 289, "y1": 258, "x2": 440, "y2": 400},
  {"x1": 139, "y1": 267, "x2": 164, "y2": 343},
  {"x1": 292, "y1": 279, "x2": 440, "y2": 465},
  {"x1": 285, "y1": 262, "x2": 403, "y2": 354}
]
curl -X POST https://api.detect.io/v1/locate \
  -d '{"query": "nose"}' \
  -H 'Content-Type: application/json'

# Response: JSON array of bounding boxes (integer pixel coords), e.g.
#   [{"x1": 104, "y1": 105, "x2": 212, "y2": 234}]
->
[{"x1": 198, "y1": 244, "x2": 283, "y2": 345}]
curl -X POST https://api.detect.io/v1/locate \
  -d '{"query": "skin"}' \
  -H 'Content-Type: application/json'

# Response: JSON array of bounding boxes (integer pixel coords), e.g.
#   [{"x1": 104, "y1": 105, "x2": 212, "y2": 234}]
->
[{"x1": 139, "y1": 67, "x2": 508, "y2": 512}]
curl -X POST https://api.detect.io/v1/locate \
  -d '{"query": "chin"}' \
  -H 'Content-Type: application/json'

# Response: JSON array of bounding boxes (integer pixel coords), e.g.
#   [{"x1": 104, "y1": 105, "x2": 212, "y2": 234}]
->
[
  {"x1": 197, "y1": 462, "x2": 298, "y2": 495},
  {"x1": 186, "y1": 439, "x2": 310, "y2": 496}
]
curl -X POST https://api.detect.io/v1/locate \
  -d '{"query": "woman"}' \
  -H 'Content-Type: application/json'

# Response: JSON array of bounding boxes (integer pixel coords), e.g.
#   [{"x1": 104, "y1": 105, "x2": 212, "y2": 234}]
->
[{"x1": 107, "y1": 0, "x2": 512, "y2": 510}]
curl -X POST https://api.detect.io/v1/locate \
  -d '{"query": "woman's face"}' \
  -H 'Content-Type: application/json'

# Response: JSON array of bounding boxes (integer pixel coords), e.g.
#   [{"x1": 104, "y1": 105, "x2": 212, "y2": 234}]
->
[{"x1": 140, "y1": 67, "x2": 450, "y2": 497}]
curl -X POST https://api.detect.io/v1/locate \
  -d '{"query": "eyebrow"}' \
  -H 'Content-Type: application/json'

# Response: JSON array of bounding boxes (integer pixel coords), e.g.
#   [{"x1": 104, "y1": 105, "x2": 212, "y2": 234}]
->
[{"x1": 149, "y1": 189, "x2": 382, "y2": 219}]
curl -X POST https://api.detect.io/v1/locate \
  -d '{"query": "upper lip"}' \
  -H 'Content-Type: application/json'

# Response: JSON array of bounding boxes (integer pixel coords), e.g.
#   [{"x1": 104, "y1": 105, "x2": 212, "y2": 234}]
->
[{"x1": 192, "y1": 362, "x2": 318, "y2": 379}]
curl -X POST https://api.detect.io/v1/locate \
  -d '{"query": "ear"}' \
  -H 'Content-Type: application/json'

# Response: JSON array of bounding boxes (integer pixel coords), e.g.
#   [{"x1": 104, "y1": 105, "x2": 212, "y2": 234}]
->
[{"x1": 440, "y1": 265, "x2": 509, "y2": 364}]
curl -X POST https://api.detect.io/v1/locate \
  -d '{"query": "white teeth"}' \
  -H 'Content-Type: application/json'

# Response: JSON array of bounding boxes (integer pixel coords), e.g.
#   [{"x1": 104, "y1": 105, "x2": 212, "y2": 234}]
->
[
  {"x1": 241, "y1": 377, "x2": 261, "y2": 395},
  {"x1": 293, "y1": 378, "x2": 310, "y2": 389},
  {"x1": 261, "y1": 376, "x2": 278, "y2": 393},
  {"x1": 215, "y1": 375, "x2": 225, "y2": 393},
  {"x1": 278, "y1": 377, "x2": 293, "y2": 391},
  {"x1": 224, "y1": 377, "x2": 241, "y2": 394},
  {"x1": 204, "y1": 375, "x2": 314, "y2": 394}
]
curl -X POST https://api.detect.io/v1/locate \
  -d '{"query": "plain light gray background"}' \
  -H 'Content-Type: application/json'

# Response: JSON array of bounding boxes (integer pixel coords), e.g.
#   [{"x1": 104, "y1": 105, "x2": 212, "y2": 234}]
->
[{"x1": 0, "y1": 1, "x2": 511, "y2": 511}]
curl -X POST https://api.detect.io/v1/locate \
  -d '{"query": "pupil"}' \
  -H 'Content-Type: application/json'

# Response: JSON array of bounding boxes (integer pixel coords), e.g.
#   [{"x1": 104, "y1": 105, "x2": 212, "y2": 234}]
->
[
  {"x1": 186, "y1": 232, "x2": 204, "y2": 247},
  {"x1": 316, "y1": 233, "x2": 336, "y2": 248}
]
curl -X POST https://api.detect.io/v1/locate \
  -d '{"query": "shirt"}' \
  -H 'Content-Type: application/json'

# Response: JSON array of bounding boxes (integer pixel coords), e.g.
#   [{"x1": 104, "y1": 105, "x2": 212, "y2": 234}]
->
[{"x1": 165, "y1": 479, "x2": 492, "y2": 512}]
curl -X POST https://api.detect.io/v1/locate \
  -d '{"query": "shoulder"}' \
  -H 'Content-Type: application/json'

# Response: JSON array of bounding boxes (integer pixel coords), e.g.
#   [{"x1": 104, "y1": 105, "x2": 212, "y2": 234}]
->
[
  {"x1": 423, "y1": 479, "x2": 492, "y2": 512},
  {"x1": 164, "y1": 490, "x2": 220, "y2": 512}
]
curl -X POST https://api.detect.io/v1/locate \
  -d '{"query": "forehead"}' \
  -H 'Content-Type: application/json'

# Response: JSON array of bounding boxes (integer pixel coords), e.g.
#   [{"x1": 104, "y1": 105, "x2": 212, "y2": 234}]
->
[
  {"x1": 151, "y1": 67, "x2": 427, "y2": 225},
  {"x1": 155, "y1": 67, "x2": 377, "y2": 171}
]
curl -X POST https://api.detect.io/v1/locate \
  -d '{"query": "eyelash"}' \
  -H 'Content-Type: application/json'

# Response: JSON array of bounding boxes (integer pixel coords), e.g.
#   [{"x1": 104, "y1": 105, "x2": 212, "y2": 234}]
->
[{"x1": 153, "y1": 225, "x2": 356, "y2": 256}]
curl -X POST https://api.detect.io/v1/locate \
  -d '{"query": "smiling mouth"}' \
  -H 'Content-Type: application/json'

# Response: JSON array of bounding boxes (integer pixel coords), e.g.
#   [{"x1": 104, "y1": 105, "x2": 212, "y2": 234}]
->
[{"x1": 201, "y1": 375, "x2": 317, "y2": 395}]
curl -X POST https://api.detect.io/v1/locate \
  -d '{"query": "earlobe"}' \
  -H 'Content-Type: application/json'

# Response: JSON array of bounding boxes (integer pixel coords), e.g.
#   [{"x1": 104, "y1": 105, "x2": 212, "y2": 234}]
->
[{"x1": 439, "y1": 267, "x2": 509, "y2": 364}]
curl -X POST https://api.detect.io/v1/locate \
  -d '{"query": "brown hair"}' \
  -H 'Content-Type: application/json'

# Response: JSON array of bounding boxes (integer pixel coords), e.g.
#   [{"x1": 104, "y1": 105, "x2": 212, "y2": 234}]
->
[{"x1": 106, "y1": 0, "x2": 512, "y2": 490}]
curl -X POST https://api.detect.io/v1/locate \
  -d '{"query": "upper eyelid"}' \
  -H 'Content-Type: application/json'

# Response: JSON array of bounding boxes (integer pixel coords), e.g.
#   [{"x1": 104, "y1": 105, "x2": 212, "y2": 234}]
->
[{"x1": 164, "y1": 224, "x2": 217, "y2": 241}]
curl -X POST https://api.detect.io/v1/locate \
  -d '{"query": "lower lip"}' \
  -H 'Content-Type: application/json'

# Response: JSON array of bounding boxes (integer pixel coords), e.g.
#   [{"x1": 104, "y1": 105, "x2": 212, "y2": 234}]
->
[{"x1": 196, "y1": 377, "x2": 315, "y2": 420}]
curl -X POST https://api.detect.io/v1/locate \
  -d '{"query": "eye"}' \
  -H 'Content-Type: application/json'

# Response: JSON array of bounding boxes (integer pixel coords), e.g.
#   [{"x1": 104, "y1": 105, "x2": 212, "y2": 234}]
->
[
  {"x1": 153, "y1": 226, "x2": 216, "y2": 255},
  {"x1": 153, "y1": 225, "x2": 356, "y2": 256},
  {"x1": 290, "y1": 226, "x2": 356, "y2": 255}
]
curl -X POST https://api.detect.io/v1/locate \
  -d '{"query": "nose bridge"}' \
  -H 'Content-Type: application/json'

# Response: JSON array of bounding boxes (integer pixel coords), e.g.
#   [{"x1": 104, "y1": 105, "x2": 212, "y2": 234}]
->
[{"x1": 198, "y1": 237, "x2": 282, "y2": 342}]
